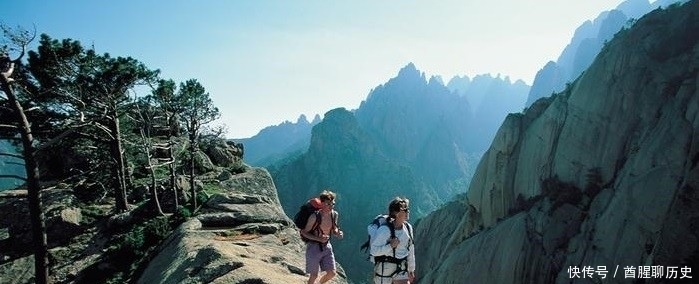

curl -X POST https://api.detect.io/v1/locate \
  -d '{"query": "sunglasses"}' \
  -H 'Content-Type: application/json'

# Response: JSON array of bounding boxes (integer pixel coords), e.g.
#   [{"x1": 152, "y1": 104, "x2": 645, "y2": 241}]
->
[{"x1": 400, "y1": 208, "x2": 410, "y2": 213}]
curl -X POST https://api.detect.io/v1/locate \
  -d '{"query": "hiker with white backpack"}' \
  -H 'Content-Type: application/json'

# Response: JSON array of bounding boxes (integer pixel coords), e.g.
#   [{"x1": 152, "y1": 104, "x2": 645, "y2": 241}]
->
[{"x1": 370, "y1": 197, "x2": 416, "y2": 284}]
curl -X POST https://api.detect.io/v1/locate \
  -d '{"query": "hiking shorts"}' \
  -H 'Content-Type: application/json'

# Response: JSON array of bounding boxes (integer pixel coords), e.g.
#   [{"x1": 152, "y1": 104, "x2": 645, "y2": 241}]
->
[
  {"x1": 305, "y1": 242, "x2": 336, "y2": 275},
  {"x1": 373, "y1": 260, "x2": 409, "y2": 284}
]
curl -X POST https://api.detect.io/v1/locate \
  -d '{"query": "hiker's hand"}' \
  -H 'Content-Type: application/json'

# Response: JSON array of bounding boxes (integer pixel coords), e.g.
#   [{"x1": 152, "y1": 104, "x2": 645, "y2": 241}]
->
[
  {"x1": 389, "y1": 237, "x2": 400, "y2": 248},
  {"x1": 334, "y1": 230, "x2": 344, "y2": 239}
]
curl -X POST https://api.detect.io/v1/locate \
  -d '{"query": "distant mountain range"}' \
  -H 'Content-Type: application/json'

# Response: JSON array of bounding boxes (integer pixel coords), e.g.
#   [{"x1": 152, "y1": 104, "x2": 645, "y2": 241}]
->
[
  {"x1": 239, "y1": 64, "x2": 528, "y2": 169},
  {"x1": 232, "y1": 114, "x2": 321, "y2": 167}
]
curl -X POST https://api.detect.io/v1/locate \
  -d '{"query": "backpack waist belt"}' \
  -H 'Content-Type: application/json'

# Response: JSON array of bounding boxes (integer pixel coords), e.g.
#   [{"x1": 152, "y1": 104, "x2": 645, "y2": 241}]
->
[
  {"x1": 374, "y1": 256, "x2": 408, "y2": 279},
  {"x1": 373, "y1": 255, "x2": 406, "y2": 264}
]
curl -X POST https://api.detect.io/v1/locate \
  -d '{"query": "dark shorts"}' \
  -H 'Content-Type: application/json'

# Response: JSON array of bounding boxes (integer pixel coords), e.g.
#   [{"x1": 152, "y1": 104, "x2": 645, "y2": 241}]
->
[{"x1": 305, "y1": 242, "x2": 336, "y2": 275}]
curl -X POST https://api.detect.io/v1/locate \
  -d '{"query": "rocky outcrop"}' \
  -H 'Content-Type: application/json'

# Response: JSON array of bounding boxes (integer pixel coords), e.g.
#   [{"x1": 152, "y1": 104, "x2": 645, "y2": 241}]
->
[
  {"x1": 201, "y1": 138, "x2": 245, "y2": 173},
  {"x1": 0, "y1": 186, "x2": 102, "y2": 284},
  {"x1": 0, "y1": 187, "x2": 86, "y2": 260},
  {"x1": 138, "y1": 167, "x2": 347, "y2": 284},
  {"x1": 0, "y1": 166, "x2": 348, "y2": 283},
  {"x1": 417, "y1": 1, "x2": 699, "y2": 283}
]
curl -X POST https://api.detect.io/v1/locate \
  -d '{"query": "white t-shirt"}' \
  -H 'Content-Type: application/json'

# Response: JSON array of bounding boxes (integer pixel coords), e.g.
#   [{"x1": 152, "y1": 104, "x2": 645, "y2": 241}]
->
[{"x1": 369, "y1": 221, "x2": 416, "y2": 272}]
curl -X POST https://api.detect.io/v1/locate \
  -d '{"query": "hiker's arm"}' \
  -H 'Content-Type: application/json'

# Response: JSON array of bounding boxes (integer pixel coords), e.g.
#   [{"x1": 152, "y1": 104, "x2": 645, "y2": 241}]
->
[
  {"x1": 332, "y1": 212, "x2": 343, "y2": 237},
  {"x1": 408, "y1": 241, "x2": 416, "y2": 272},
  {"x1": 370, "y1": 226, "x2": 394, "y2": 256},
  {"x1": 408, "y1": 223, "x2": 416, "y2": 273}
]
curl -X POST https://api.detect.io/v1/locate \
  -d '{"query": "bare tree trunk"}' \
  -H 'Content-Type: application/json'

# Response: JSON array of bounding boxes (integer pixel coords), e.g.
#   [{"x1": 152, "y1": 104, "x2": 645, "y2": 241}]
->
[
  {"x1": 170, "y1": 148, "x2": 178, "y2": 209},
  {"x1": 110, "y1": 113, "x2": 129, "y2": 212},
  {"x1": 1, "y1": 65, "x2": 49, "y2": 284},
  {"x1": 138, "y1": 122, "x2": 164, "y2": 215},
  {"x1": 188, "y1": 134, "x2": 196, "y2": 213},
  {"x1": 168, "y1": 131, "x2": 178, "y2": 210},
  {"x1": 146, "y1": 150, "x2": 164, "y2": 215}
]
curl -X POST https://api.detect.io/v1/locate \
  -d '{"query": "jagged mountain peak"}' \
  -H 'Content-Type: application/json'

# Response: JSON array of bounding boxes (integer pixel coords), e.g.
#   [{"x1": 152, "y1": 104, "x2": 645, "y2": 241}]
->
[
  {"x1": 318, "y1": 107, "x2": 354, "y2": 126},
  {"x1": 397, "y1": 62, "x2": 421, "y2": 78},
  {"x1": 362, "y1": 63, "x2": 435, "y2": 104},
  {"x1": 428, "y1": 75, "x2": 445, "y2": 86},
  {"x1": 311, "y1": 114, "x2": 322, "y2": 124},
  {"x1": 525, "y1": 0, "x2": 666, "y2": 107},
  {"x1": 295, "y1": 114, "x2": 309, "y2": 125},
  {"x1": 615, "y1": 0, "x2": 653, "y2": 18},
  {"x1": 233, "y1": 113, "x2": 320, "y2": 166},
  {"x1": 512, "y1": 79, "x2": 528, "y2": 87},
  {"x1": 309, "y1": 108, "x2": 359, "y2": 151},
  {"x1": 528, "y1": 0, "x2": 691, "y2": 108},
  {"x1": 392, "y1": 62, "x2": 427, "y2": 86},
  {"x1": 447, "y1": 74, "x2": 471, "y2": 82}
]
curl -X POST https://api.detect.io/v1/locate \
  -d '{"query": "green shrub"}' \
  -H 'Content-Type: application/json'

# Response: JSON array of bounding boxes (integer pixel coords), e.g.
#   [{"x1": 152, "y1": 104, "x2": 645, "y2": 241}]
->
[
  {"x1": 102, "y1": 215, "x2": 176, "y2": 283},
  {"x1": 142, "y1": 217, "x2": 171, "y2": 245},
  {"x1": 196, "y1": 191, "x2": 209, "y2": 206},
  {"x1": 114, "y1": 216, "x2": 171, "y2": 258},
  {"x1": 174, "y1": 206, "x2": 191, "y2": 221}
]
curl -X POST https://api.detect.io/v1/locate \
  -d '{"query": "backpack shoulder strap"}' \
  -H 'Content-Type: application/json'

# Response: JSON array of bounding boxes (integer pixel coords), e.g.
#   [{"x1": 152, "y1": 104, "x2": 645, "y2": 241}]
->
[
  {"x1": 387, "y1": 220, "x2": 396, "y2": 239},
  {"x1": 386, "y1": 220, "x2": 396, "y2": 257},
  {"x1": 311, "y1": 210, "x2": 322, "y2": 231}
]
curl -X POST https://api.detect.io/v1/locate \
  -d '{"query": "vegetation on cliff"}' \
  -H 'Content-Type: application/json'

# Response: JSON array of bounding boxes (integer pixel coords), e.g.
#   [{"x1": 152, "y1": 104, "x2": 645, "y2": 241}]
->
[{"x1": 0, "y1": 26, "x2": 240, "y2": 283}]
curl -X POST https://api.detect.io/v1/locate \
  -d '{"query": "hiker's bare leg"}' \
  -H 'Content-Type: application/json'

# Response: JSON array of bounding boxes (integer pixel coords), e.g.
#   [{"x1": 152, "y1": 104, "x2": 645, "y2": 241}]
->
[
  {"x1": 393, "y1": 279, "x2": 409, "y2": 284},
  {"x1": 318, "y1": 270, "x2": 336, "y2": 283},
  {"x1": 307, "y1": 273, "x2": 319, "y2": 284}
]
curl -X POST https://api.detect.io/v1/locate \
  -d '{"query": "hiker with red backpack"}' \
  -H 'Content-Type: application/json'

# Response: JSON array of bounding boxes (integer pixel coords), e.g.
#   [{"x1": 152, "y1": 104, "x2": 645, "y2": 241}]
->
[
  {"x1": 297, "y1": 190, "x2": 344, "y2": 284},
  {"x1": 370, "y1": 197, "x2": 415, "y2": 284}
]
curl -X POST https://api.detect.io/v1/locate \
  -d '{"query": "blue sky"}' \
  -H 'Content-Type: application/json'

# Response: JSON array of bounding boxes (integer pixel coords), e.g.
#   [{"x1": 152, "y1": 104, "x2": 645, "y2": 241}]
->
[{"x1": 2, "y1": 0, "x2": 627, "y2": 138}]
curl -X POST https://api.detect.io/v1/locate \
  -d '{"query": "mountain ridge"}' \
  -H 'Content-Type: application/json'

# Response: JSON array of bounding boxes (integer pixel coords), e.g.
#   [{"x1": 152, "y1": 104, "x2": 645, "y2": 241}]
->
[
  {"x1": 416, "y1": 1, "x2": 699, "y2": 282},
  {"x1": 232, "y1": 114, "x2": 321, "y2": 166},
  {"x1": 525, "y1": 0, "x2": 689, "y2": 107}
]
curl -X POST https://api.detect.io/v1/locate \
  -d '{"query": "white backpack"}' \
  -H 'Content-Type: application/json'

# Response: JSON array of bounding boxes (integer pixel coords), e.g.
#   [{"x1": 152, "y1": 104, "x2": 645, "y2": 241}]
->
[{"x1": 360, "y1": 214, "x2": 413, "y2": 262}]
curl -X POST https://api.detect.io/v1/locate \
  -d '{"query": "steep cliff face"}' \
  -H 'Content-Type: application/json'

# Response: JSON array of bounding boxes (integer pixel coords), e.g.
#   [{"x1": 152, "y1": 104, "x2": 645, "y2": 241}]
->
[{"x1": 417, "y1": 1, "x2": 699, "y2": 283}]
